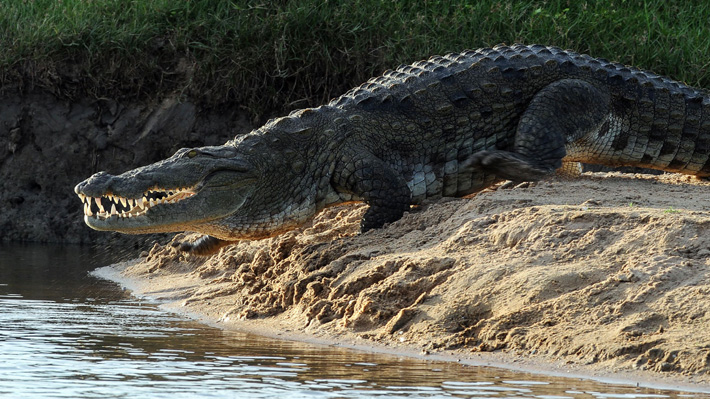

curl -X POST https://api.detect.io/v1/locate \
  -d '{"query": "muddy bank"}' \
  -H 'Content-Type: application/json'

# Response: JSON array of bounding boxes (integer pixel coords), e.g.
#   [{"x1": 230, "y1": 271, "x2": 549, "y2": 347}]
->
[
  {"x1": 0, "y1": 91, "x2": 252, "y2": 245},
  {"x1": 105, "y1": 172, "x2": 710, "y2": 386}
]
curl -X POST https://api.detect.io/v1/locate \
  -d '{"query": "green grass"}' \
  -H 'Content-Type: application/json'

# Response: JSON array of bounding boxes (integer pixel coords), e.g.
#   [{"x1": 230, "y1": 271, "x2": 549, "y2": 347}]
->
[{"x1": 2, "y1": 0, "x2": 710, "y2": 120}]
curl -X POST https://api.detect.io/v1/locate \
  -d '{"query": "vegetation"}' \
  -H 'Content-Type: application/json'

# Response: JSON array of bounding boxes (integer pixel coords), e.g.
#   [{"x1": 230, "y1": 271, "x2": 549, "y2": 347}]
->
[{"x1": 1, "y1": 0, "x2": 709, "y2": 119}]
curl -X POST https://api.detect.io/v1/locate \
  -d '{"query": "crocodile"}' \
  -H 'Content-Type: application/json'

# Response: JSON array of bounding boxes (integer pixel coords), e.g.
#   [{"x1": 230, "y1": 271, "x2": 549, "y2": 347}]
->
[{"x1": 75, "y1": 44, "x2": 710, "y2": 255}]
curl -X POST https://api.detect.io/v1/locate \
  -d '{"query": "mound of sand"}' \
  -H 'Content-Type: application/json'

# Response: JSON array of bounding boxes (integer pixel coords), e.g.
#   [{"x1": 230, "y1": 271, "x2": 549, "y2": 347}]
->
[{"x1": 110, "y1": 172, "x2": 710, "y2": 384}]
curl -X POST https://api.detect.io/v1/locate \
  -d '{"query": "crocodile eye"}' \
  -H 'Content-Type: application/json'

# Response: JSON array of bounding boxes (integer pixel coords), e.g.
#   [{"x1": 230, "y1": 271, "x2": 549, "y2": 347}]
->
[{"x1": 187, "y1": 150, "x2": 198, "y2": 158}]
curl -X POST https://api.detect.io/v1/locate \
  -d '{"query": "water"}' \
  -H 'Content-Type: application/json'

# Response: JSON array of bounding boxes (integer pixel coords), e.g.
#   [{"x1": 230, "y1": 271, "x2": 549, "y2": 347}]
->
[{"x1": 1, "y1": 244, "x2": 708, "y2": 399}]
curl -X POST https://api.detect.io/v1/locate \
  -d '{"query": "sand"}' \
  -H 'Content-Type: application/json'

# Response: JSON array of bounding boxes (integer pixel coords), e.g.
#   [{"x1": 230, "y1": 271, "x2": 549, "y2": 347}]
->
[{"x1": 97, "y1": 172, "x2": 710, "y2": 389}]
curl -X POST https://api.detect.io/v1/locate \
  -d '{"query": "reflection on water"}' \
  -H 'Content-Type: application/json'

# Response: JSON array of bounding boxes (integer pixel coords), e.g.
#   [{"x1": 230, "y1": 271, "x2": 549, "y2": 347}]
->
[{"x1": 0, "y1": 244, "x2": 707, "y2": 398}]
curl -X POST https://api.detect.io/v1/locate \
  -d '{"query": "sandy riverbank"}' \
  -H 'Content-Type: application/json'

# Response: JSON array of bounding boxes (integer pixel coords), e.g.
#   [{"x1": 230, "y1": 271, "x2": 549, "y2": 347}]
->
[{"x1": 95, "y1": 172, "x2": 710, "y2": 391}]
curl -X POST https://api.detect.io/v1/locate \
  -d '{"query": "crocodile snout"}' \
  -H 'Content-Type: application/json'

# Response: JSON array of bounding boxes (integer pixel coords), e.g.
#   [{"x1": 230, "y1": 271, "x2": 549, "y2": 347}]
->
[{"x1": 74, "y1": 171, "x2": 113, "y2": 196}]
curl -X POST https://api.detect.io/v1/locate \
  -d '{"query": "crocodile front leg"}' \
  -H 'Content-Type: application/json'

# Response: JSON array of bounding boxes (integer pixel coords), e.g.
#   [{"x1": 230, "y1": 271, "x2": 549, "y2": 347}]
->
[
  {"x1": 176, "y1": 235, "x2": 235, "y2": 256},
  {"x1": 334, "y1": 150, "x2": 412, "y2": 232},
  {"x1": 464, "y1": 79, "x2": 610, "y2": 181}
]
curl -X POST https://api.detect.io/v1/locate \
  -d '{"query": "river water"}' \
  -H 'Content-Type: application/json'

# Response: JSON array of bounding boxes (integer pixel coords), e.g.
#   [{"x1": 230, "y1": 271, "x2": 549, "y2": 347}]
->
[{"x1": 1, "y1": 243, "x2": 708, "y2": 398}]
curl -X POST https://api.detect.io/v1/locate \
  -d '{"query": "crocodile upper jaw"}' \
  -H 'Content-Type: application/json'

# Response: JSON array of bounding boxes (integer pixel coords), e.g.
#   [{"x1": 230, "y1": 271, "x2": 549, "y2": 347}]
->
[{"x1": 74, "y1": 146, "x2": 258, "y2": 235}]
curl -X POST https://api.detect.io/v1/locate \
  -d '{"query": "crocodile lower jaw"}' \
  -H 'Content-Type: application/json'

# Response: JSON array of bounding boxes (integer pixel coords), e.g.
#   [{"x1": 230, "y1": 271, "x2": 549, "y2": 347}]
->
[{"x1": 78, "y1": 187, "x2": 196, "y2": 221}]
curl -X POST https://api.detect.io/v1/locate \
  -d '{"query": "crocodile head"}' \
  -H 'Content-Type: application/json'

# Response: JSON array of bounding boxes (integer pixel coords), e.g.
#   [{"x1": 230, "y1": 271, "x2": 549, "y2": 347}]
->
[
  {"x1": 76, "y1": 109, "x2": 335, "y2": 241},
  {"x1": 75, "y1": 144, "x2": 260, "y2": 238}
]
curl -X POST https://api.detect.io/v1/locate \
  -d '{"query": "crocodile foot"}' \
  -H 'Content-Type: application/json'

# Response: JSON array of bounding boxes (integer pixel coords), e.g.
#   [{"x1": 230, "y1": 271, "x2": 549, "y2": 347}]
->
[
  {"x1": 463, "y1": 150, "x2": 554, "y2": 181},
  {"x1": 173, "y1": 235, "x2": 235, "y2": 256}
]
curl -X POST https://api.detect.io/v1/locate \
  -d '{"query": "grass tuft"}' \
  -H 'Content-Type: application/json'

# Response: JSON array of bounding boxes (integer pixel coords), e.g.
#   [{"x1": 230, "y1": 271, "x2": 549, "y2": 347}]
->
[{"x1": 1, "y1": 0, "x2": 709, "y2": 120}]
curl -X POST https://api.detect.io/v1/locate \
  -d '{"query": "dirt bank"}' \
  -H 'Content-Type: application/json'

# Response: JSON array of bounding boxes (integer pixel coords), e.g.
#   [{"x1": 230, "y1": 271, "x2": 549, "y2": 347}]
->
[{"x1": 102, "y1": 171, "x2": 710, "y2": 386}]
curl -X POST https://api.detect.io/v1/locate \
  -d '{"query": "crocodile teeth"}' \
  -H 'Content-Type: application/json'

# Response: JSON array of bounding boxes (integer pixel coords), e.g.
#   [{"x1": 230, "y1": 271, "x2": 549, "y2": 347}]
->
[
  {"x1": 96, "y1": 197, "x2": 105, "y2": 213},
  {"x1": 79, "y1": 186, "x2": 197, "y2": 220}
]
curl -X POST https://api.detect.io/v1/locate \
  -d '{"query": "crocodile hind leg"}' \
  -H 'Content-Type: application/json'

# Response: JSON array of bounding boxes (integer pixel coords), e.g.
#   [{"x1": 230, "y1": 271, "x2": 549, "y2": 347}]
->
[{"x1": 463, "y1": 79, "x2": 610, "y2": 181}]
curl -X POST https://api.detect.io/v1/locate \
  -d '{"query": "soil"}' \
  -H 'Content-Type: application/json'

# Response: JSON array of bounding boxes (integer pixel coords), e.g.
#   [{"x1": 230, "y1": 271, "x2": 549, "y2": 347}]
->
[{"x1": 100, "y1": 171, "x2": 710, "y2": 388}]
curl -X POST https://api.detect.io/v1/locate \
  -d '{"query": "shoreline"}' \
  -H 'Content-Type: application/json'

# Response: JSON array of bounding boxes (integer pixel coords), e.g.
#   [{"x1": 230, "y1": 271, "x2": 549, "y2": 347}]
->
[
  {"x1": 90, "y1": 172, "x2": 710, "y2": 394},
  {"x1": 93, "y1": 261, "x2": 710, "y2": 393}
]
